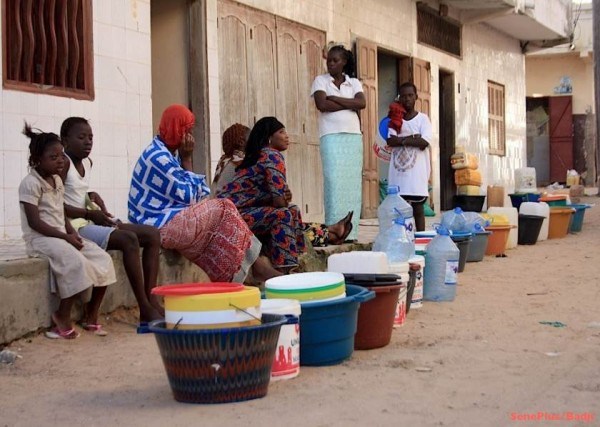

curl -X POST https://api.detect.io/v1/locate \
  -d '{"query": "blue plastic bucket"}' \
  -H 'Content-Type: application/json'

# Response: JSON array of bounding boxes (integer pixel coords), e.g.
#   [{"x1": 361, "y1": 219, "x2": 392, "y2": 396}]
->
[
  {"x1": 569, "y1": 204, "x2": 591, "y2": 233},
  {"x1": 299, "y1": 284, "x2": 375, "y2": 366}
]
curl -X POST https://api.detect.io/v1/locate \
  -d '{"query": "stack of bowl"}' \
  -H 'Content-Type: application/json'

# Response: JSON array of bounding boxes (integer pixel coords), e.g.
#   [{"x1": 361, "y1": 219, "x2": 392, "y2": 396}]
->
[{"x1": 152, "y1": 283, "x2": 261, "y2": 330}]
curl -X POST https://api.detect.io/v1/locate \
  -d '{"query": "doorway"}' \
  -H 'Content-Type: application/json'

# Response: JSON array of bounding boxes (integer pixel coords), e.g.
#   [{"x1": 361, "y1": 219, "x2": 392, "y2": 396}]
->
[
  {"x1": 438, "y1": 70, "x2": 456, "y2": 211},
  {"x1": 372, "y1": 49, "x2": 411, "y2": 215}
]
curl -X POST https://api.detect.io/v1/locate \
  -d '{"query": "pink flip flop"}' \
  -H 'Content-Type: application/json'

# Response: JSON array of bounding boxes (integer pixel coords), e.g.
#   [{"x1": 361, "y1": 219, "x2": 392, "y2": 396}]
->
[
  {"x1": 80, "y1": 323, "x2": 108, "y2": 337},
  {"x1": 45, "y1": 327, "x2": 80, "y2": 340}
]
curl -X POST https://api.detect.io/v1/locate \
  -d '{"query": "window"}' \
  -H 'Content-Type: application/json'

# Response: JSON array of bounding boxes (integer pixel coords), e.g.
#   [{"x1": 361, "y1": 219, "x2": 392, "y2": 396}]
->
[
  {"x1": 417, "y1": 3, "x2": 462, "y2": 57},
  {"x1": 488, "y1": 81, "x2": 505, "y2": 156},
  {"x1": 2, "y1": 0, "x2": 94, "y2": 100}
]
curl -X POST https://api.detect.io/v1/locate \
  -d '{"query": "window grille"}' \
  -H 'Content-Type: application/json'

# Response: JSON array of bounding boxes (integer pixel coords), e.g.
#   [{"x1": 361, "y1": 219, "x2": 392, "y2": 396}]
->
[
  {"x1": 2, "y1": 0, "x2": 94, "y2": 99},
  {"x1": 417, "y1": 4, "x2": 461, "y2": 57},
  {"x1": 488, "y1": 81, "x2": 506, "y2": 156}
]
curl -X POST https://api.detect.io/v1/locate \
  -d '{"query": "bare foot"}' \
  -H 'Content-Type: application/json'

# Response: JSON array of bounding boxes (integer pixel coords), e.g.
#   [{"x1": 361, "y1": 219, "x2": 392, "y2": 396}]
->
[
  {"x1": 51, "y1": 312, "x2": 73, "y2": 332},
  {"x1": 148, "y1": 294, "x2": 165, "y2": 316},
  {"x1": 139, "y1": 304, "x2": 163, "y2": 323},
  {"x1": 251, "y1": 256, "x2": 283, "y2": 282}
]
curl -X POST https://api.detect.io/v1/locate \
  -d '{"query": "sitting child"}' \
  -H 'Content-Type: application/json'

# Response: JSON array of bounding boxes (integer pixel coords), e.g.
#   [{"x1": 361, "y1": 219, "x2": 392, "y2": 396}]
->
[
  {"x1": 19, "y1": 124, "x2": 116, "y2": 339},
  {"x1": 60, "y1": 117, "x2": 163, "y2": 323}
]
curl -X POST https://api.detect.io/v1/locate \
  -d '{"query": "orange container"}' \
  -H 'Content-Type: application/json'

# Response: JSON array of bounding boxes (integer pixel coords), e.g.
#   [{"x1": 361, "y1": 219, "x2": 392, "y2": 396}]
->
[
  {"x1": 485, "y1": 225, "x2": 511, "y2": 256},
  {"x1": 548, "y1": 207, "x2": 575, "y2": 239}
]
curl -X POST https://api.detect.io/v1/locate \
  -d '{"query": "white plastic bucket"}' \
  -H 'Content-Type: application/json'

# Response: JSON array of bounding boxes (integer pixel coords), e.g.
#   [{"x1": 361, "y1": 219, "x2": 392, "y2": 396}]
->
[
  {"x1": 408, "y1": 255, "x2": 425, "y2": 309},
  {"x1": 260, "y1": 299, "x2": 301, "y2": 381},
  {"x1": 393, "y1": 285, "x2": 408, "y2": 327},
  {"x1": 520, "y1": 201, "x2": 550, "y2": 241},
  {"x1": 390, "y1": 262, "x2": 409, "y2": 327}
]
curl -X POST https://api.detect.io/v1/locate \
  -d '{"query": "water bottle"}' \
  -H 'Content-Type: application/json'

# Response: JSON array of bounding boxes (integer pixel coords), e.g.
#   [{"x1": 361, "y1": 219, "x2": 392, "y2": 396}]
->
[
  {"x1": 373, "y1": 218, "x2": 414, "y2": 263},
  {"x1": 462, "y1": 212, "x2": 490, "y2": 232},
  {"x1": 440, "y1": 207, "x2": 467, "y2": 232},
  {"x1": 378, "y1": 185, "x2": 415, "y2": 241},
  {"x1": 423, "y1": 226, "x2": 460, "y2": 302}
]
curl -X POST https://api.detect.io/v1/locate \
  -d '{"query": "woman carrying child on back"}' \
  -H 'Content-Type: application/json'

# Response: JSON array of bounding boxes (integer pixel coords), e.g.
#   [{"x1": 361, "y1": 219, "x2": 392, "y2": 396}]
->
[{"x1": 19, "y1": 124, "x2": 116, "y2": 339}]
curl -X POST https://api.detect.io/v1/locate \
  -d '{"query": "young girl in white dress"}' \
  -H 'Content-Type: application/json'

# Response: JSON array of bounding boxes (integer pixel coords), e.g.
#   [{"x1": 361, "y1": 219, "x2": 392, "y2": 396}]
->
[{"x1": 19, "y1": 124, "x2": 116, "y2": 339}]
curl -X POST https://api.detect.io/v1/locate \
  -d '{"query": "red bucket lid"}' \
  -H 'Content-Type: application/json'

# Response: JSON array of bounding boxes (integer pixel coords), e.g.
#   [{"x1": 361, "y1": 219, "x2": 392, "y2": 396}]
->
[{"x1": 151, "y1": 282, "x2": 245, "y2": 296}]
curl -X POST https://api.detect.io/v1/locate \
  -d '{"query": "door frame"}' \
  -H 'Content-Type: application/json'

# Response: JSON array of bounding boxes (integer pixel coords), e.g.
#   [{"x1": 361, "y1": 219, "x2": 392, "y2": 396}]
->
[{"x1": 439, "y1": 69, "x2": 455, "y2": 210}]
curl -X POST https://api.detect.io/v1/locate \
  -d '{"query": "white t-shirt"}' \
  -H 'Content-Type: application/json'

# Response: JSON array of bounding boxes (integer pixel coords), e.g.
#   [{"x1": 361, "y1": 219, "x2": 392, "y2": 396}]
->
[
  {"x1": 310, "y1": 73, "x2": 363, "y2": 137},
  {"x1": 387, "y1": 112, "x2": 433, "y2": 197}
]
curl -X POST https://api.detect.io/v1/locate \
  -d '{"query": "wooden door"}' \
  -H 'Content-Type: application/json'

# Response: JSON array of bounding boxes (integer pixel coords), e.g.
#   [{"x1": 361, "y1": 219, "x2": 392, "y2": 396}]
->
[
  {"x1": 217, "y1": 1, "x2": 276, "y2": 131},
  {"x1": 275, "y1": 17, "x2": 325, "y2": 222},
  {"x1": 356, "y1": 38, "x2": 378, "y2": 219},
  {"x1": 548, "y1": 96, "x2": 573, "y2": 183},
  {"x1": 412, "y1": 58, "x2": 434, "y2": 210}
]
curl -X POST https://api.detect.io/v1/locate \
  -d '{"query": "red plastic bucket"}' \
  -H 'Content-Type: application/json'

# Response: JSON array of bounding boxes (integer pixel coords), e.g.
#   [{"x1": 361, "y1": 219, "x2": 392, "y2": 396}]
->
[{"x1": 354, "y1": 284, "x2": 403, "y2": 350}]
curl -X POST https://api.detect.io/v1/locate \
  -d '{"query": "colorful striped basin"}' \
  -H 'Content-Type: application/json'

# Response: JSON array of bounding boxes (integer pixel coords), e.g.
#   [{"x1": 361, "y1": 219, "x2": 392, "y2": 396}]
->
[
  {"x1": 265, "y1": 272, "x2": 346, "y2": 302},
  {"x1": 152, "y1": 283, "x2": 261, "y2": 329}
]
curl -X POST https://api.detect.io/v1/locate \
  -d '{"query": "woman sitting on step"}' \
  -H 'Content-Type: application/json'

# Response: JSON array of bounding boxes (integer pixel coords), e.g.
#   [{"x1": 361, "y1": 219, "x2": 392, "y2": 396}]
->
[{"x1": 217, "y1": 117, "x2": 353, "y2": 272}]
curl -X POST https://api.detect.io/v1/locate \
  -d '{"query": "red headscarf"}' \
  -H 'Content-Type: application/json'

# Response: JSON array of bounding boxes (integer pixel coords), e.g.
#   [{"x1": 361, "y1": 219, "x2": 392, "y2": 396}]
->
[
  {"x1": 158, "y1": 104, "x2": 195, "y2": 149},
  {"x1": 388, "y1": 101, "x2": 406, "y2": 133}
]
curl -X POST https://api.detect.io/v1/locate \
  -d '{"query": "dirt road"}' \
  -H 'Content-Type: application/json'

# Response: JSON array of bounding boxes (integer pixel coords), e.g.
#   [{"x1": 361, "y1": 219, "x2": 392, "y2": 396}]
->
[{"x1": 2, "y1": 198, "x2": 599, "y2": 427}]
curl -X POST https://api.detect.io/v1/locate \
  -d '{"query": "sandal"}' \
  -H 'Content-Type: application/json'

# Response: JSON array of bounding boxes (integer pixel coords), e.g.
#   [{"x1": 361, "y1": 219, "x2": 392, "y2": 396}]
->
[
  {"x1": 80, "y1": 322, "x2": 108, "y2": 337},
  {"x1": 45, "y1": 327, "x2": 80, "y2": 340}
]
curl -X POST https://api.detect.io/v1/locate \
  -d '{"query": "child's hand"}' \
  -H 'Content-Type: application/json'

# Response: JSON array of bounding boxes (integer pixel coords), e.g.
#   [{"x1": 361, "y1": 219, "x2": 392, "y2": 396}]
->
[
  {"x1": 87, "y1": 209, "x2": 117, "y2": 226},
  {"x1": 284, "y1": 188, "x2": 292, "y2": 203},
  {"x1": 88, "y1": 192, "x2": 110, "y2": 215},
  {"x1": 65, "y1": 233, "x2": 84, "y2": 250}
]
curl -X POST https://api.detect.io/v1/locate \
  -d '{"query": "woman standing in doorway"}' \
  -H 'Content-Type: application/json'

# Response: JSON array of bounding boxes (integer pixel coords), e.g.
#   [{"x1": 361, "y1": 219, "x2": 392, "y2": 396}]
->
[{"x1": 311, "y1": 44, "x2": 366, "y2": 241}]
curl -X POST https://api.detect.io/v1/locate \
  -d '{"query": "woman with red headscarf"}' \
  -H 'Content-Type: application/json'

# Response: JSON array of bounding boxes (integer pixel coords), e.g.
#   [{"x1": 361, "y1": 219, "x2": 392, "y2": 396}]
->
[{"x1": 128, "y1": 105, "x2": 281, "y2": 282}]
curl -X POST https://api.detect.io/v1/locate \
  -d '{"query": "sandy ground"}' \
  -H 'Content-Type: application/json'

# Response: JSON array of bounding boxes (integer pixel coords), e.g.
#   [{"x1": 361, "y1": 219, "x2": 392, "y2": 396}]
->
[{"x1": 2, "y1": 197, "x2": 600, "y2": 427}]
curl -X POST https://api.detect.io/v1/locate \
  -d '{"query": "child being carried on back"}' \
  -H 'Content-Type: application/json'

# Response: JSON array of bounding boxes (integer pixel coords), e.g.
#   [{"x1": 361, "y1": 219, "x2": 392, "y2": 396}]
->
[{"x1": 18, "y1": 124, "x2": 116, "y2": 339}]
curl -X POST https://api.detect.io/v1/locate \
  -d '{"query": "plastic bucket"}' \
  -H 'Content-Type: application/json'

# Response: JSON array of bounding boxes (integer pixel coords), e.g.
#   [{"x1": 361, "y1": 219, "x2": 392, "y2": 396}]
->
[
  {"x1": 450, "y1": 233, "x2": 472, "y2": 272},
  {"x1": 138, "y1": 314, "x2": 286, "y2": 404},
  {"x1": 485, "y1": 225, "x2": 511, "y2": 256},
  {"x1": 568, "y1": 204, "x2": 591, "y2": 233},
  {"x1": 299, "y1": 285, "x2": 375, "y2": 366},
  {"x1": 354, "y1": 284, "x2": 403, "y2": 350},
  {"x1": 408, "y1": 255, "x2": 425, "y2": 308},
  {"x1": 453, "y1": 195, "x2": 486, "y2": 212},
  {"x1": 517, "y1": 214, "x2": 544, "y2": 245},
  {"x1": 260, "y1": 299, "x2": 301, "y2": 381},
  {"x1": 509, "y1": 193, "x2": 541, "y2": 209},
  {"x1": 265, "y1": 272, "x2": 345, "y2": 302},
  {"x1": 466, "y1": 231, "x2": 491, "y2": 262},
  {"x1": 540, "y1": 195, "x2": 568, "y2": 206},
  {"x1": 152, "y1": 283, "x2": 261, "y2": 330},
  {"x1": 548, "y1": 207, "x2": 575, "y2": 239}
]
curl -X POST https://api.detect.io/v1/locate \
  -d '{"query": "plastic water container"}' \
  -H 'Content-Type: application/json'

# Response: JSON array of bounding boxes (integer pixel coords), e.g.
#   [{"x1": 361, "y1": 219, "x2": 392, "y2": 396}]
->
[
  {"x1": 515, "y1": 167, "x2": 537, "y2": 193},
  {"x1": 520, "y1": 201, "x2": 549, "y2": 241},
  {"x1": 378, "y1": 185, "x2": 415, "y2": 241},
  {"x1": 487, "y1": 207, "x2": 518, "y2": 249},
  {"x1": 260, "y1": 299, "x2": 301, "y2": 381},
  {"x1": 373, "y1": 218, "x2": 414, "y2": 263},
  {"x1": 328, "y1": 251, "x2": 389, "y2": 274},
  {"x1": 423, "y1": 227, "x2": 460, "y2": 302},
  {"x1": 408, "y1": 255, "x2": 425, "y2": 309},
  {"x1": 441, "y1": 207, "x2": 467, "y2": 232}
]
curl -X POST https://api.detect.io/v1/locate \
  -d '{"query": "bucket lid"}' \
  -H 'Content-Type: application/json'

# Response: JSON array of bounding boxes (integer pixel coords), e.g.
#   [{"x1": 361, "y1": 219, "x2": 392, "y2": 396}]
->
[
  {"x1": 265, "y1": 272, "x2": 345, "y2": 290},
  {"x1": 151, "y1": 282, "x2": 245, "y2": 296},
  {"x1": 342, "y1": 273, "x2": 403, "y2": 287}
]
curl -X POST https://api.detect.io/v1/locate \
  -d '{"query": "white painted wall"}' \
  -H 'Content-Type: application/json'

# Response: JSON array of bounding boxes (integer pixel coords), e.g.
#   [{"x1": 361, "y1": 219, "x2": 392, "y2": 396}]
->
[
  {"x1": 0, "y1": 0, "x2": 153, "y2": 239},
  {"x1": 206, "y1": 0, "x2": 527, "y2": 208}
]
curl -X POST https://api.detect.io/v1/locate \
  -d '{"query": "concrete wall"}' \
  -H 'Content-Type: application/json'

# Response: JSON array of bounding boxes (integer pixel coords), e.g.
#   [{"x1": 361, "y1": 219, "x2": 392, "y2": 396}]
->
[
  {"x1": 526, "y1": 55, "x2": 595, "y2": 115},
  {"x1": 206, "y1": 0, "x2": 527, "y2": 205},
  {"x1": 0, "y1": 251, "x2": 210, "y2": 344},
  {"x1": 0, "y1": 0, "x2": 153, "y2": 238}
]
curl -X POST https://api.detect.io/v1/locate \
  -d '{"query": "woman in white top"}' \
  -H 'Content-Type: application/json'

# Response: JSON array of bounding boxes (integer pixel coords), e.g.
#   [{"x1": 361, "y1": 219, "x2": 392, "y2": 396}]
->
[
  {"x1": 386, "y1": 82, "x2": 433, "y2": 231},
  {"x1": 311, "y1": 45, "x2": 366, "y2": 241}
]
